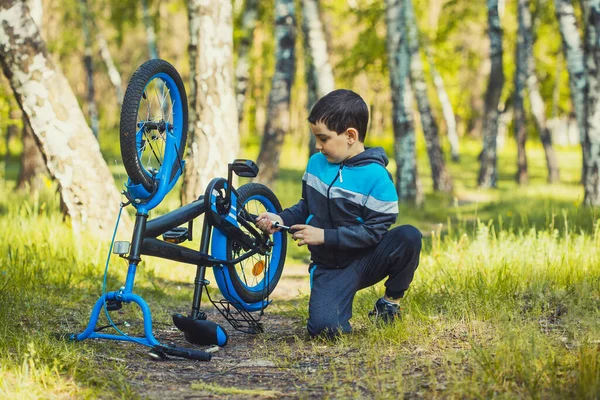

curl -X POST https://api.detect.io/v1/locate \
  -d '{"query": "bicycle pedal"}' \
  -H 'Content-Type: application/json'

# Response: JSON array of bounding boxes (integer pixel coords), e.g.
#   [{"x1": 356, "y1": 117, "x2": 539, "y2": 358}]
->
[
  {"x1": 106, "y1": 300, "x2": 122, "y2": 311},
  {"x1": 162, "y1": 227, "x2": 189, "y2": 243}
]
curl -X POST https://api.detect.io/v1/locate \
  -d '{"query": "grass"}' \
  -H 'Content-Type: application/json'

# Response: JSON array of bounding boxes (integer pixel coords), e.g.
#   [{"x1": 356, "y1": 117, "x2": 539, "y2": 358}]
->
[{"x1": 0, "y1": 138, "x2": 599, "y2": 398}]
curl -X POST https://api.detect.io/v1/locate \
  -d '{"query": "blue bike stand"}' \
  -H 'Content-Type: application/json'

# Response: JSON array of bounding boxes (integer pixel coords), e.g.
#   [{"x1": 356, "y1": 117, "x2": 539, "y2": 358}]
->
[{"x1": 75, "y1": 290, "x2": 159, "y2": 347}]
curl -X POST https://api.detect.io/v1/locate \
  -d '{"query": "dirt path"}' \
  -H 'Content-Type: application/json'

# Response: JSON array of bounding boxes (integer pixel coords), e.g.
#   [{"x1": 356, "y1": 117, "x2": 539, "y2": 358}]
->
[{"x1": 116, "y1": 264, "x2": 315, "y2": 399}]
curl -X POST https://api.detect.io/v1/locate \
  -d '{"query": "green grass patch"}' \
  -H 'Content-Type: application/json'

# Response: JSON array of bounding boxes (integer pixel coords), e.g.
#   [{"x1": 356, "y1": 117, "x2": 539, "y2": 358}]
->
[{"x1": 1, "y1": 140, "x2": 599, "y2": 397}]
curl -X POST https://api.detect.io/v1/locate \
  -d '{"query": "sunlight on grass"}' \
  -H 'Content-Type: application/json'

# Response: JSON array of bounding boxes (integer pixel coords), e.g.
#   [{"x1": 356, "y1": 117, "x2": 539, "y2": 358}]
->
[{"x1": 1, "y1": 140, "x2": 599, "y2": 397}]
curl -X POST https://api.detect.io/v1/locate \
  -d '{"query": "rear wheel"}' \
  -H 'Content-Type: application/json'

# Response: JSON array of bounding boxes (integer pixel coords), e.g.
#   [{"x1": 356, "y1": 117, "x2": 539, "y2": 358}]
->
[
  {"x1": 120, "y1": 59, "x2": 188, "y2": 193},
  {"x1": 224, "y1": 183, "x2": 287, "y2": 304}
]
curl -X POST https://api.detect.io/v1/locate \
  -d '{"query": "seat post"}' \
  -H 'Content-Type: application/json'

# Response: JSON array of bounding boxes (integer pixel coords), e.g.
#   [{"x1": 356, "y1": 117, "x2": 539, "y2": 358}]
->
[
  {"x1": 124, "y1": 213, "x2": 148, "y2": 293},
  {"x1": 190, "y1": 216, "x2": 212, "y2": 319}
]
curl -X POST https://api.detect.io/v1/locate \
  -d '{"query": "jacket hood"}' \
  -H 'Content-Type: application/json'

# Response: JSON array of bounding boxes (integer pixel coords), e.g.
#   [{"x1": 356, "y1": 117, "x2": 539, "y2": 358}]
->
[{"x1": 344, "y1": 147, "x2": 389, "y2": 167}]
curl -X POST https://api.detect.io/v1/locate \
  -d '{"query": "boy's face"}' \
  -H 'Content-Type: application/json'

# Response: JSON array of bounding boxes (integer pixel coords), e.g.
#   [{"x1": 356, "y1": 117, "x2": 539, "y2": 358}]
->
[{"x1": 310, "y1": 121, "x2": 357, "y2": 164}]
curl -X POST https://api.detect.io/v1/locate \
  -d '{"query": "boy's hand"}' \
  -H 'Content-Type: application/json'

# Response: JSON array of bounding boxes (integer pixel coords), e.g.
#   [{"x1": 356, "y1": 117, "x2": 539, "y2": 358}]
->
[
  {"x1": 290, "y1": 224, "x2": 324, "y2": 246},
  {"x1": 255, "y1": 212, "x2": 283, "y2": 234}
]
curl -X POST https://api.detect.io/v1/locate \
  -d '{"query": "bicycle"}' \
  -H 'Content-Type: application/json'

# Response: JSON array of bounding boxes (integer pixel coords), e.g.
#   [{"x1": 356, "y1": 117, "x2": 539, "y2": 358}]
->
[{"x1": 70, "y1": 59, "x2": 287, "y2": 361}]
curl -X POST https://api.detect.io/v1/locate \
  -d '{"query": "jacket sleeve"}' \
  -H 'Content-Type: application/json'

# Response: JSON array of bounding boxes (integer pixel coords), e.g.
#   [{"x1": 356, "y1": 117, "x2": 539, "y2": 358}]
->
[
  {"x1": 323, "y1": 174, "x2": 398, "y2": 250},
  {"x1": 278, "y1": 173, "x2": 310, "y2": 226}
]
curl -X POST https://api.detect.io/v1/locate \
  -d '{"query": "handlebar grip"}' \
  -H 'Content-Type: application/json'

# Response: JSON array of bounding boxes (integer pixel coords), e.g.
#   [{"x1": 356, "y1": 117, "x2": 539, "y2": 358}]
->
[{"x1": 154, "y1": 345, "x2": 212, "y2": 361}]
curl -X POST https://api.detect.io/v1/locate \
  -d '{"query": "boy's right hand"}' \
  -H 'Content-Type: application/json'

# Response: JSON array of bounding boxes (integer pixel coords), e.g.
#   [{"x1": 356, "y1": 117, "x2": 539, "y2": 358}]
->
[{"x1": 255, "y1": 212, "x2": 284, "y2": 234}]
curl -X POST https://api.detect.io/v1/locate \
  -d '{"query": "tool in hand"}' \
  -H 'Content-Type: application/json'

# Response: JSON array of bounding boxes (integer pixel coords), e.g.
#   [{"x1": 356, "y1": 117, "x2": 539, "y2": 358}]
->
[{"x1": 273, "y1": 221, "x2": 292, "y2": 231}]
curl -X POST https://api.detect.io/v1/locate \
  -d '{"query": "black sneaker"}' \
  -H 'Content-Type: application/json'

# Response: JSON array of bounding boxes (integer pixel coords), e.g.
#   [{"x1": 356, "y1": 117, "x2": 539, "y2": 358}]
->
[{"x1": 368, "y1": 298, "x2": 400, "y2": 323}]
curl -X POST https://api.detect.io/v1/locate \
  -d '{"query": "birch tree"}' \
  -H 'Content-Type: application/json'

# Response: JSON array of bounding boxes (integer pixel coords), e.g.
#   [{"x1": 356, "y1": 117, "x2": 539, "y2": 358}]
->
[
  {"x1": 302, "y1": 0, "x2": 335, "y2": 157},
  {"x1": 514, "y1": 0, "x2": 529, "y2": 184},
  {"x1": 405, "y1": 0, "x2": 452, "y2": 192},
  {"x1": 555, "y1": 0, "x2": 586, "y2": 179},
  {"x1": 182, "y1": 0, "x2": 239, "y2": 204},
  {"x1": 234, "y1": 0, "x2": 259, "y2": 124},
  {"x1": 0, "y1": 0, "x2": 128, "y2": 235},
  {"x1": 16, "y1": 0, "x2": 47, "y2": 191},
  {"x1": 478, "y1": 0, "x2": 505, "y2": 188},
  {"x1": 582, "y1": 0, "x2": 600, "y2": 205},
  {"x1": 255, "y1": 0, "x2": 296, "y2": 186},
  {"x1": 526, "y1": 2, "x2": 559, "y2": 182},
  {"x1": 386, "y1": 0, "x2": 423, "y2": 205},
  {"x1": 142, "y1": 0, "x2": 158, "y2": 59},
  {"x1": 425, "y1": 46, "x2": 459, "y2": 162},
  {"x1": 97, "y1": 33, "x2": 123, "y2": 107},
  {"x1": 79, "y1": 0, "x2": 99, "y2": 138}
]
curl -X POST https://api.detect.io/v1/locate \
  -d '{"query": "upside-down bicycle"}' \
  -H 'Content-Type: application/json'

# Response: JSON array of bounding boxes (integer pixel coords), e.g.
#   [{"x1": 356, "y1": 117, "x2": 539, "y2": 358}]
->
[{"x1": 69, "y1": 59, "x2": 287, "y2": 361}]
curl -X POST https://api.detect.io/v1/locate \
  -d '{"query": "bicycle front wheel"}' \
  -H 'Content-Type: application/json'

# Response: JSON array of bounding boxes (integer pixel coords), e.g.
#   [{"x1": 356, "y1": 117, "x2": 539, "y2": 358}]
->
[
  {"x1": 120, "y1": 59, "x2": 188, "y2": 193},
  {"x1": 224, "y1": 183, "x2": 287, "y2": 304}
]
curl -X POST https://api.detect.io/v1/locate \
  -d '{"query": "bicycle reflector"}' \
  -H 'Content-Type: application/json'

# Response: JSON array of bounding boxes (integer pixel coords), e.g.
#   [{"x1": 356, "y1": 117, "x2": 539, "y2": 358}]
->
[
  {"x1": 113, "y1": 241, "x2": 131, "y2": 255},
  {"x1": 252, "y1": 260, "x2": 265, "y2": 276}
]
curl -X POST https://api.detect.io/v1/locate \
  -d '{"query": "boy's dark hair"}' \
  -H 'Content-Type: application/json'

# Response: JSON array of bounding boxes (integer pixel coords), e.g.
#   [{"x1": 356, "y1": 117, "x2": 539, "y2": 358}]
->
[{"x1": 308, "y1": 89, "x2": 369, "y2": 142}]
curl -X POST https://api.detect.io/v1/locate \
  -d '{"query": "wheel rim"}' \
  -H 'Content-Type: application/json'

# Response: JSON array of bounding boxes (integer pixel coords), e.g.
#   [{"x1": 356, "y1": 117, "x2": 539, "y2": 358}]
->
[
  {"x1": 231, "y1": 194, "x2": 283, "y2": 294},
  {"x1": 136, "y1": 73, "x2": 183, "y2": 179}
]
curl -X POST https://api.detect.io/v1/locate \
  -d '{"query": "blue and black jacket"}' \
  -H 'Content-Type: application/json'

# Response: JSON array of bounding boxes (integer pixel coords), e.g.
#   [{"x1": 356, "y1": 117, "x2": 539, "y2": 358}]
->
[{"x1": 278, "y1": 147, "x2": 399, "y2": 269}]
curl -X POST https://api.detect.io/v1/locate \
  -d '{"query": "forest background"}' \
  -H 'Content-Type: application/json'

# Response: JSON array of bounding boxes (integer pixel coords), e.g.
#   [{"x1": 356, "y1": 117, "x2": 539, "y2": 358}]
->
[{"x1": 0, "y1": 0, "x2": 599, "y2": 398}]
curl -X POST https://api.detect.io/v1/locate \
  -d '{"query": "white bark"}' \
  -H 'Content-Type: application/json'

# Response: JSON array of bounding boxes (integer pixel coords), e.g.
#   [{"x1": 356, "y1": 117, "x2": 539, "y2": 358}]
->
[
  {"x1": 0, "y1": 1, "x2": 128, "y2": 236},
  {"x1": 183, "y1": 0, "x2": 239, "y2": 204},
  {"x1": 97, "y1": 33, "x2": 123, "y2": 106},
  {"x1": 302, "y1": 0, "x2": 334, "y2": 98},
  {"x1": 583, "y1": 0, "x2": 600, "y2": 205},
  {"x1": 554, "y1": 0, "x2": 586, "y2": 145},
  {"x1": 302, "y1": 0, "x2": 335, "y2": 157},
  {"x1": 234, "y1": 0, "x2": 258, "y2": 123},
  {"x1": 386, "y1": 0, "x2": 423, "y2": 205},
  {"x1": 425, "y1": 47, "x2": 459, "y2": 161}
]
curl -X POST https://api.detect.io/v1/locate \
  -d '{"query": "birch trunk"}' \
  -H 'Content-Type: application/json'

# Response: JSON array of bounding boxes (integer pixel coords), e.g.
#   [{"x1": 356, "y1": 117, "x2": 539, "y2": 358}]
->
[
  {"x1": 255, "y1": 0, "x2": 296, "y2": 187},
  {"x1": 79, "y1": 0, "x2": 98, "y2": 138},
  {"x1": 235, "y1": 0, "x2": 258, "y2": 124},
  {"x1": 182, "y1": 0, "x2": 239, "y2": 204},
  {"x1": 525, "y1": 3, "x2": 560, "y2": 182},
  {"x1": 425, "y1": 46, "x2": 459, "y2": 162},
  {"x1": 0, "y1": 0, "x2": 128, "y2": 236},
  {"x1": 302, "y1": 0, "x2": 335, "y2": 158},
  {"x1": 405, "y1": 0, "x2": 452, "y2": 192},
  {"x1": 142, "y1": 0, "x2": 158, "y2": 59},
  {"x1": 555, "y1": 0, "x2": 587, "y2": 180},
  {"x1": 97, "y1": 33, "x2": 123, "y2": 107},
  {"x1": 16, "y1": 0, "x2": 46, "y2": 191},
  {"x1": 386, "y1": 0, "x2": 423, "y2": 205},
  {"x1": 514, "y1": 0, "x2": 529, "y2": 185},
  {"x1": 582, "y1": 0, "x2": 600, "y2": 205},
  {"x1": 478, "y1": 0, "x2": 505, "y2": 188}
]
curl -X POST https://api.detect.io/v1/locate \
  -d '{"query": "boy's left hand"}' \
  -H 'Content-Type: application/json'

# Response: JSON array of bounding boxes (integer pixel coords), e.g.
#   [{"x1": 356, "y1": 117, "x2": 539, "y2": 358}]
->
[{"x1": 290, "y1": 224, "x2": 324, "y2": 246}]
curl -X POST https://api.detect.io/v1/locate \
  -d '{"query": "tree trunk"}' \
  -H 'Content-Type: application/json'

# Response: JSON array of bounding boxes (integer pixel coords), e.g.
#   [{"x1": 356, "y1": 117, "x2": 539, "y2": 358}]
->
[
  {"x1": 97, "y1": 33, "x2": 123, "y2": 107},
  {"x1": 555, "y1": 0, "x2": 587, "y2": 181},
  {"x1": 526, "y1": 2, "x2": 560, "y2": 183},
  {"x1": 405, "y1": 0, "x2": 452, "y2": 193},
  {"x1": 302, "y1": 0, "x2": 335, "y2": 158},
  {"x1": 79, "y1": 0, "x2": 98, "y2": 138},
  {"x1": 16, "y1": 0, "x2": 47, "y2": 191},
  {"x1": 514, "y1": 0, "x2": 529, "y2": 185},
  {"x1": 0, "y1": 0, "x2": 128, "y2": 236},
  {"x1": 582, "y1": 0, "x2": 600, "y2": 205},
  {"x1": 478, "y1": 0, "x2": 505, "y2": 188},
  {"x1": 255, "y1": 0, "x2": 296, "y2": 187},
  {"x1": 425, "y1": 46, "x2": 459, "y2": 162},
  {"x1": 386, "y1": 0, "x2": 423, "y2": 205},
  {"x1": 235, "y1": 0, "x2": 258, "y2": 124},
  {"x1": 182, "y1": 0, "x2": 239, "y2": 205},
  {"x1": 142, "y1": 0, "x2": 158, "y2": 59}
]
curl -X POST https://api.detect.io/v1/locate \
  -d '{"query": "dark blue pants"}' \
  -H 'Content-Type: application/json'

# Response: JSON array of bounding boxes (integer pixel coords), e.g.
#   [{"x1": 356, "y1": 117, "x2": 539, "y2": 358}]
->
[{"x1": 307, "y1": 225, "x2": 422, "y2": 337}]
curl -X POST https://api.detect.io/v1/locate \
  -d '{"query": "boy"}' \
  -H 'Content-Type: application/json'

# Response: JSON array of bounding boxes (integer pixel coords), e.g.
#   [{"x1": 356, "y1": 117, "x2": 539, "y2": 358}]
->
[{"x1": 256, "y1": 89, "x2": 422, "y2": 337}]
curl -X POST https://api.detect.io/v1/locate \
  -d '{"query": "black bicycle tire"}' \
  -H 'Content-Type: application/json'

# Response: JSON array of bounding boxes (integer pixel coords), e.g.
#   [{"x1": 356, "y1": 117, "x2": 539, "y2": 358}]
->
[
  {"x1": 120, "y1": 59, "x2": 188, "y2": 192},
  {"x1": 226, "y1": 183, "x2": 287, "y2": 303}
]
